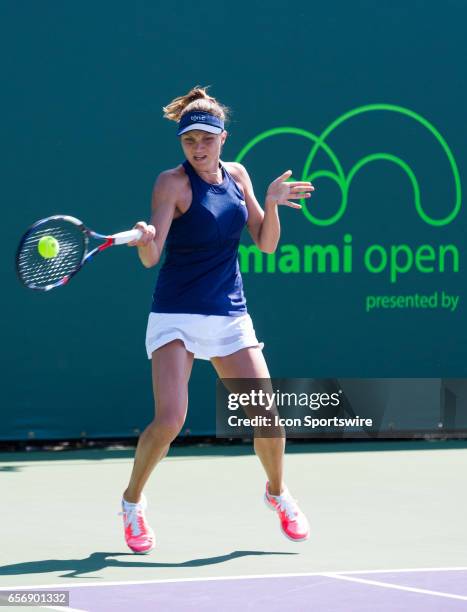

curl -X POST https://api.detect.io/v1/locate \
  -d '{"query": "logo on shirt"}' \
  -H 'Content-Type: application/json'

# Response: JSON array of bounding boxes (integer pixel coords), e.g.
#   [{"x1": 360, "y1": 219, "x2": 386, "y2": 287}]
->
[{"x1": 239, "y1": 199, "x2": 246, "y2": 206}]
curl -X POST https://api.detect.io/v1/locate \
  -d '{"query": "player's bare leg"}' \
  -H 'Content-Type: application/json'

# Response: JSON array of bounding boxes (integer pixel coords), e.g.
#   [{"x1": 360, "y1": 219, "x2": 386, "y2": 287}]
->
[
  {"x1": 211, "y1": 347, "x2": 284, "y2": 495},
  {"x1": 211, "y1": 347, "x2": 310, "y2": 541},
  {"x1": 124, "y1": 339, "x2": 194, "y2": 502},
  {"x1": 120, "y1": 339, "x2": 194, "y2": 553}
]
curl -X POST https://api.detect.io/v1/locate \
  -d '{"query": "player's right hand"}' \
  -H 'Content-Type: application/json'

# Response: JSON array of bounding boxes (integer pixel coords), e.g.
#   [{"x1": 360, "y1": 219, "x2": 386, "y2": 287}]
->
[{"x1": 128, "y1": 221, "x2": 156, "y2": 247}]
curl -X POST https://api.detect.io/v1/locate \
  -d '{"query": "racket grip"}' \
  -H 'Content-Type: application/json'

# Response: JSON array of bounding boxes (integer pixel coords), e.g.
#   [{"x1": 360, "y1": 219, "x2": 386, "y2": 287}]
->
[{"x1": 112, "y1": 229, "x2": 143, "y2": 245}]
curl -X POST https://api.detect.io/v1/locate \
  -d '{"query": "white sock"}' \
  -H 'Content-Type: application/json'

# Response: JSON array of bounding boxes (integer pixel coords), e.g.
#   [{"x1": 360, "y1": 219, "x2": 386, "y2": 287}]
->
[
  {"x1": 269, "y1": 487, "x2": 286, "y2": 499},
  {"x1": 122, "y1": 497, "x2": 141, "y2": 508}
]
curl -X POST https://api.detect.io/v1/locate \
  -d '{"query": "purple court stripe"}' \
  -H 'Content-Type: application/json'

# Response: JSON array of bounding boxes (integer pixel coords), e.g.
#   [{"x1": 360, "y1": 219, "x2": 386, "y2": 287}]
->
[{"x1": 57, "y1": 572, "x2": 467, "y2": 612}]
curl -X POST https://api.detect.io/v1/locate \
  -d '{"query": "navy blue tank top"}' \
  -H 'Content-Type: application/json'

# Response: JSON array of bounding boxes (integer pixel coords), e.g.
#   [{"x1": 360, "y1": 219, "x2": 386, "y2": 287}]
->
[{"x1": 151, "y1": 160, "x2": 248, "y2": 316}]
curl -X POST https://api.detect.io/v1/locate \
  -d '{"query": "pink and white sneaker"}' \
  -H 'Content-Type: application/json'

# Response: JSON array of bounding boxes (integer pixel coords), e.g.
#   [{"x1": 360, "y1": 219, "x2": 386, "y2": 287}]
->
[
  {"x1": 264, "y1": 482, "x2": 310, "y2": 542},
  {"x1": 119, "y1": 493, "x2": 155, "y2": 554}
]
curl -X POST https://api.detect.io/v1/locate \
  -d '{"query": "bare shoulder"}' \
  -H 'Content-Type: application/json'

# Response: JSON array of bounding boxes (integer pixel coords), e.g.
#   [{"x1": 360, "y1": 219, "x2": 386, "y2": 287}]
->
[
  {"x1": 152, "y1": 165, "x2": 191, "y2": 217},
  {"x1": 224, "y1": 161, "x2": 248, "y2": 179},
  {"x1": 223, "y1": 161, "x2": 252, "y2": 193},
  {"x1": 153, "y1": 165, "x2": 189, "y2": 196}
]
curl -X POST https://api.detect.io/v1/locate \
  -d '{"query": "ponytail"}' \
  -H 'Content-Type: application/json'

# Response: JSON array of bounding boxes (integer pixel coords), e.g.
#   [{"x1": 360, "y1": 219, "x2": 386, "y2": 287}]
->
[{"x1": 163, "y1": 85, "x2": 229, "y2": 123}]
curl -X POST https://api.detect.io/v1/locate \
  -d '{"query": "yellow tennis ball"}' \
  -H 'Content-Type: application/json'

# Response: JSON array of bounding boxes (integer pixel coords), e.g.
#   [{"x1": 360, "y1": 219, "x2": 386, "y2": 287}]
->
[{"x1": 38, "y1": 235, "x2": 60, "y2": 259}]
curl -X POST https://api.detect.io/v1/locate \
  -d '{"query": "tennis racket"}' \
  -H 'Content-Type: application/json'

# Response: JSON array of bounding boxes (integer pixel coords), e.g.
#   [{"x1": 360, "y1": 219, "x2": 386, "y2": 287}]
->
[{"x1": 16, "y1": 215, "x2": 143, "y2": 291}]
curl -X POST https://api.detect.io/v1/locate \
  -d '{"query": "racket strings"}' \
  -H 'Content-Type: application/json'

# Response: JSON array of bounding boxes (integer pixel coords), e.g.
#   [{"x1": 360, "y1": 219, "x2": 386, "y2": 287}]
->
[{"x1": 17, "y1": 221, "x2": 86, "y2": 289}]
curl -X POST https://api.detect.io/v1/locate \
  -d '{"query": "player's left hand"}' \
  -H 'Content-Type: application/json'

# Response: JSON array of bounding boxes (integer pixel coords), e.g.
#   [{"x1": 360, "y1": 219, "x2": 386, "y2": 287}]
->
[{"x1": 266, "y1": 170, "x2": 314, "y2": 208}]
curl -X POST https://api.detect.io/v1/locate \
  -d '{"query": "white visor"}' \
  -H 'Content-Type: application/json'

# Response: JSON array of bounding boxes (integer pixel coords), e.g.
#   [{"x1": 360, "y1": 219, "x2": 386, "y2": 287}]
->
[{"x1": 178, "y1": 123, "x2": 223, "y2": 136}]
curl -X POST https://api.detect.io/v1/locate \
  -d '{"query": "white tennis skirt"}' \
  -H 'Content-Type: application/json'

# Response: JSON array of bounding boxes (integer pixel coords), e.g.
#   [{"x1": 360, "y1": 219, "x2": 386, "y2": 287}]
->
[{"x1": 145, "y1": 312, "x2": 264, "y2": 360}]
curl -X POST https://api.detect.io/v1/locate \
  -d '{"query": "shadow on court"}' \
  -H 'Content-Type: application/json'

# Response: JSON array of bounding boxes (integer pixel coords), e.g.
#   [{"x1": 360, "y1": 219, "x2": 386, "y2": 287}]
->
[{"x1": 0, "y1": 550, "x2": 297, "y2": 579}]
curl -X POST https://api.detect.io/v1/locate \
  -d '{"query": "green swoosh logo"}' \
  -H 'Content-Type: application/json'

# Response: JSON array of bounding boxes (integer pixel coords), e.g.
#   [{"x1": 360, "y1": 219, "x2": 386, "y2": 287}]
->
[{"x1": 235, "y1": 104, "x2": 461, "y2": 227}]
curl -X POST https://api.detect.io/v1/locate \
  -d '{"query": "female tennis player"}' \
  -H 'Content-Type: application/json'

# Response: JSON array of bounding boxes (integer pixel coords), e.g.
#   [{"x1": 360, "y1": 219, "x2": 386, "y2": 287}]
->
[{"x1": 120, "y1": 86, "x2": 314, "y2": 553}]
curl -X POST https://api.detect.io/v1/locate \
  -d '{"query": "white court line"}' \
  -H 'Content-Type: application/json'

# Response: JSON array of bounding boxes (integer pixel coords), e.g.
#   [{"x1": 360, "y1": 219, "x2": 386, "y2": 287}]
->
[
  {"x1": 0, "y1": 566, "x2": 466, "y2": 591},
  {"x1": 323, "y1": 573, "x2": 467, "y2": 602}
]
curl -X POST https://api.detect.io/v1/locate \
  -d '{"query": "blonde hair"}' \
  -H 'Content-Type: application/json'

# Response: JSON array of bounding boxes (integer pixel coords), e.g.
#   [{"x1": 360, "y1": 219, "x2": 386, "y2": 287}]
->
[{"x1": 163, "y1": 86, "x2": 230, "y2": 123}]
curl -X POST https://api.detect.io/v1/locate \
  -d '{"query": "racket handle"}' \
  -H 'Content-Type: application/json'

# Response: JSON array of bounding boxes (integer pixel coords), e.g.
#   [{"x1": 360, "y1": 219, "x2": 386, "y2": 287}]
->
[{"x1": 112, "y1": 229, "x2": 143, "y2": 245}]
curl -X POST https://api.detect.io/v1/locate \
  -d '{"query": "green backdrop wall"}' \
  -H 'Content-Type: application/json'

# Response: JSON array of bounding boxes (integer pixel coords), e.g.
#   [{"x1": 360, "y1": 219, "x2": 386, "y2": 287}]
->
[{"x1": 1, "y1": 0, "x2": 465, "y2": 439}]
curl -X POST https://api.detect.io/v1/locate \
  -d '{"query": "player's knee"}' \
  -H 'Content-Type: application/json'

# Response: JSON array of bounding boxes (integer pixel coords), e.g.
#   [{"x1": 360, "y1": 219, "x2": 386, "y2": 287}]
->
[{"x1": 149, "y1": 414, "x2": 185, "y2": 443}]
